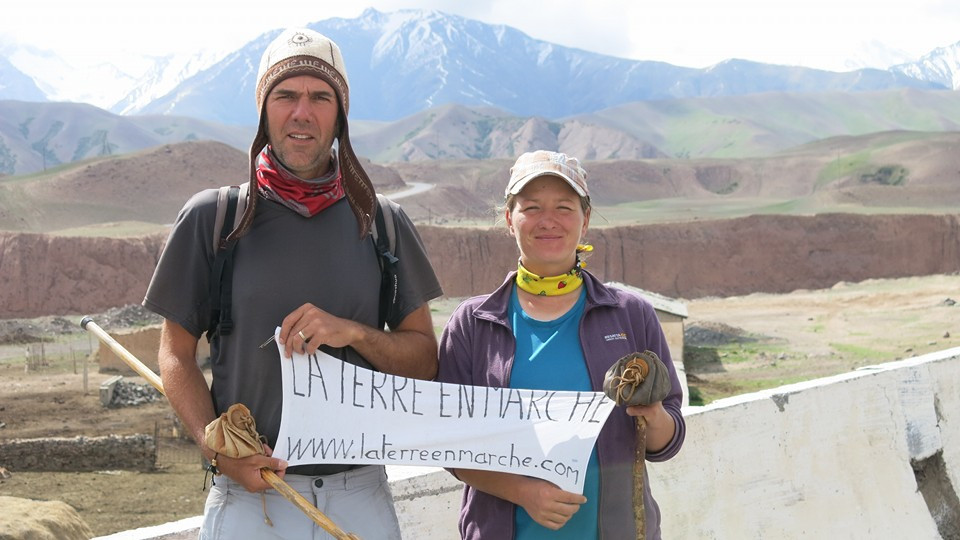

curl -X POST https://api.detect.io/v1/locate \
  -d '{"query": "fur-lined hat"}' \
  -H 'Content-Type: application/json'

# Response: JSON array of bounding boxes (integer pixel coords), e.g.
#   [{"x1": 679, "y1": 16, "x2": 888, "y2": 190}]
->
[{"x1": 229, "y1": 28, "x2": 376, "y2": 241}]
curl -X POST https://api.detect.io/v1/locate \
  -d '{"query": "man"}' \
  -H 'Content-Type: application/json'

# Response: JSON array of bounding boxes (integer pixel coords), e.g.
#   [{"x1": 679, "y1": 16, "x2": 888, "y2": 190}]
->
[{"x1": 143, "y1": 28, "x2": 442, "y2": 539}]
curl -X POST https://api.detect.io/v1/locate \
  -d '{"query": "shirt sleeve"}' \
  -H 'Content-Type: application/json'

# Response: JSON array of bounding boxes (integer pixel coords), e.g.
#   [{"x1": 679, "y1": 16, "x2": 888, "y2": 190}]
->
[
  {"x1": 141, "y1": 189, "x2": 219, "y2": 339},
  {"x1": 387, "y1": 202, "x2": 443, "y2": 327}
]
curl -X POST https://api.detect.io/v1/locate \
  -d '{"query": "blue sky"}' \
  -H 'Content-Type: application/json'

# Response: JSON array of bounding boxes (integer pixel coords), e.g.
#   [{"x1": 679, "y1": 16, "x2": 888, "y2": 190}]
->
[{"x1": 3, "y1": 0, "x2": 959, "y2": 71}]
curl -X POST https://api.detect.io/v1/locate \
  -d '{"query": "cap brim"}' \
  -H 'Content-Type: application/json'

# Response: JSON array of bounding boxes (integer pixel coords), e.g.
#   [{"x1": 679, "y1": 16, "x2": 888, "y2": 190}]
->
[{"x1": 506, "y1": 172, "x2": 587, "y2": 198}]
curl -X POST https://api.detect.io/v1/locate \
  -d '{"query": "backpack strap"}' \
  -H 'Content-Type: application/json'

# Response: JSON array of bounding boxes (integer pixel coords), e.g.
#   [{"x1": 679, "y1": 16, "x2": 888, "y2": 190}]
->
[
  {"x1": 207, "y1": 184, "x2": 248, "y2": 341},
  {"x1": 212, "y1": 183, "x2": 248, "y2": 251},
  {"x1": 372, "y1": 194, "x2": 399, "y2": 329}
]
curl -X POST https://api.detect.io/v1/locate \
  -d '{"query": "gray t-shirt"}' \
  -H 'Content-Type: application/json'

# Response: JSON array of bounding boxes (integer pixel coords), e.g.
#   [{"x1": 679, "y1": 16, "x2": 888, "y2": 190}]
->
[{"x1": 144, "y1": 190, "x2": 442, "y2": 475}]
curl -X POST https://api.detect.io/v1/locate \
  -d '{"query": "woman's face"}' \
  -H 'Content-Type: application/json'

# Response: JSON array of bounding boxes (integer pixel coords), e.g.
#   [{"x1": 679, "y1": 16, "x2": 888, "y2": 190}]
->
[{"x1": 506, "y1": 175, "x2": 590, "y2": 277}]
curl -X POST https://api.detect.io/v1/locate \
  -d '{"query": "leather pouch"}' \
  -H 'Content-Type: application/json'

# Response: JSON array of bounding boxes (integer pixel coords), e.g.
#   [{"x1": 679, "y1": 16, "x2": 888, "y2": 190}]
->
[{"x1": 602, "y1": 350, "x2": 672, "y2": 406}]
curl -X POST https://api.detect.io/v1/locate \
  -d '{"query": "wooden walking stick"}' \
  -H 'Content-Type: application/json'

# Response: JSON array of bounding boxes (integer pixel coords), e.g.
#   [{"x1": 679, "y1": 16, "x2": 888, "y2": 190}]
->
[
  {"x1": 80, "y1": 316, "x2": 362, "y2": 540},
  {"x1": 603, "y1": 351, "x2": 672, "y2": 540}
]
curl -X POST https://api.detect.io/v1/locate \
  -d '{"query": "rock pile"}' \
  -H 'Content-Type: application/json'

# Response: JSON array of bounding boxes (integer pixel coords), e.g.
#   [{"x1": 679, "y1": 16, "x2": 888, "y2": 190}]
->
[
  {"x1": 0, "y1": 496, "x2": 94, "y2": 540},
  {"x1": 0, "y1": 320, "x2": 51, "y2": 344},
  {"x1": 0, "y1": 316, "x2": 72, "y2": 344},
  {"x1": 0, "y1": 304, "x2": 161, "y2": 346},
  {"x1": 684, "y1": 322, "x2": 761, "y2": 347},
  {"x1": 97, "y1": 304, "x2": 163, "y2": 329},
  {"x1": 108, "y1": 380, "x2": 163, "y2": 408}
]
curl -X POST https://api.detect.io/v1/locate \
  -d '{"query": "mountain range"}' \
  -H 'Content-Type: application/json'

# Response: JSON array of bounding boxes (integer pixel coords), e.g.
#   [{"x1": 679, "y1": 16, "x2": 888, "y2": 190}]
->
[
  {"x1": 2, "y1": 8, "x2": 959, "y2": 126},
  {"x1": 3, "y1": 86, "x2": 960, "y2": 176},
  {"x1": 0, "y1": 101, "x2": 251, "y2": 175},
  {"x1": 2, "y1": 8, "x2": 959, "y2": 177}
]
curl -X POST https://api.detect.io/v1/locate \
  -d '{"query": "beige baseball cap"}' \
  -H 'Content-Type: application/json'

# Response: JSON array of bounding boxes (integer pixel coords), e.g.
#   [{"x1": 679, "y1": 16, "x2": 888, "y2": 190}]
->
[{"x1": 505, "y1": 150, "x2": 589, "y2": 198}]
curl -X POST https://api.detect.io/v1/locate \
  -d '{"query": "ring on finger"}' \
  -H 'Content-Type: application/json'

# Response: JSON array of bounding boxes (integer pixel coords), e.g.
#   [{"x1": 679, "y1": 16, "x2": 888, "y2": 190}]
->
[{"x1": 298, "y1": 330, "x2": 308, "y2": 342}]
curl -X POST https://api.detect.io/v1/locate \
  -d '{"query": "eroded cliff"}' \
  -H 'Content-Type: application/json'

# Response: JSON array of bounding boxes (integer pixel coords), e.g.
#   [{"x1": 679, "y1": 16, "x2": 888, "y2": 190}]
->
[{"x1": 2, "y1": 213, "x2": 958, "y2": 318}]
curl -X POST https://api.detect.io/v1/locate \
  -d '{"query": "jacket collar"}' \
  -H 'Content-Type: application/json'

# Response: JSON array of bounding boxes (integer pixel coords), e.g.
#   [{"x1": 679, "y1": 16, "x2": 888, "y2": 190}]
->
[{"x1": 472, "y1": 269, "x2": 619, "y2": 326}]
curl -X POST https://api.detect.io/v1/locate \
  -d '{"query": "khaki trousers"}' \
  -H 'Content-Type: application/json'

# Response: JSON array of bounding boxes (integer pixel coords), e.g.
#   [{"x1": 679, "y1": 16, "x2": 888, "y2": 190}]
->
[{"x1": 199, "y1": 465, "x2": 402, "y2": 539}]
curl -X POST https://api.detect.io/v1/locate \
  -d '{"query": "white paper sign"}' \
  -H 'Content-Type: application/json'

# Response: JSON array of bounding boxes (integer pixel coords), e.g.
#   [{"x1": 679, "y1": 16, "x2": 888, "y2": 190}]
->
[{"x1": 272, "y1": 334, "x2": 615, "y2": 493}]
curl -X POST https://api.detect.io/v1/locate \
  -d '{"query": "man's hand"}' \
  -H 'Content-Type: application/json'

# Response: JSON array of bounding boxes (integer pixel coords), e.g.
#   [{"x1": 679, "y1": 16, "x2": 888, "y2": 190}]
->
[
  {"x1": 279, "y1": 303, "x2": 359, "y2": 358},
  {"x1": 276, "y1": 302, "x2": 438, "y2": 380},
  {"x1": 214, "y1": 444, "x2": 288, "y2": 493}
]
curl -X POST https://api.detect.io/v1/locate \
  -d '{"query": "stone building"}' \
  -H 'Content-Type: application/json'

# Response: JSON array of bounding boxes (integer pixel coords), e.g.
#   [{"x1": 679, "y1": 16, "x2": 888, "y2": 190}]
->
[{"x1": 97, "y1": 325, "x2": 210, "y2": 375}]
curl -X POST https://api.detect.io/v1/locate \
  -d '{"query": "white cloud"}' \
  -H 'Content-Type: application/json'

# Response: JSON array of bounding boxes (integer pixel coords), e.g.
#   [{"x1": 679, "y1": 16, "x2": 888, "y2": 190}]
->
[{"x1": 623, "y1": 0, "x2": 960, "y2": 70}]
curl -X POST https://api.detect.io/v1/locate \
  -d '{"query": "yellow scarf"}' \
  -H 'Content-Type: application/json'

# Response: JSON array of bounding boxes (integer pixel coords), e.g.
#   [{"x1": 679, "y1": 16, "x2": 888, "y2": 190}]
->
[{"x1": 516, "y1": 244, "x2": 593, "y2": 296}]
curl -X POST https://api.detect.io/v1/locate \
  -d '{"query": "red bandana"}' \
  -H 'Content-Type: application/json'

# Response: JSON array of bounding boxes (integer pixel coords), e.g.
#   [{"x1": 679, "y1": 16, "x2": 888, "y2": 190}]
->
[{"x1": 255, "y1": 146, "x2": 345, "y2": 217}]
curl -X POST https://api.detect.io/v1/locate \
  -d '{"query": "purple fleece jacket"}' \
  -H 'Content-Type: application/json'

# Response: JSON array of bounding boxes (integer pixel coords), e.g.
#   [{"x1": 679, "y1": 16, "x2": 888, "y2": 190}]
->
[{"x1": 437, "y1": 271, "x2": 686, "y2": 540}]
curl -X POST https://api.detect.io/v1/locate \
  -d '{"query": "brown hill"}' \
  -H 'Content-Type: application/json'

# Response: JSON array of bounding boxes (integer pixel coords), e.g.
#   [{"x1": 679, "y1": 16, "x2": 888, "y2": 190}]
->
[
  {"x1": 22, "y1": 142, "x2": 246, "y2": 224},
  {"x1": 388, "y1": 130, "x2": 960, "y2": 224},
  {"x1": 3, "y1": 130, "x2": 960, "y2": 235},
  {"x1": 0, "y1": 141, "x2": 406, "y2": 234},
  {"x1": 787, "y1": 131, "x2": 960, "y2": 207}
]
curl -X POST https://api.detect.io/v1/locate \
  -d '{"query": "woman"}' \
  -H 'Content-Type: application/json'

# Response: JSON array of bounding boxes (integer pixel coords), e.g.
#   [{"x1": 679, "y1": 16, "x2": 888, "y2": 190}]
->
[{"x1": 438, "y1": 150, "x2": 686, "y2": 539}]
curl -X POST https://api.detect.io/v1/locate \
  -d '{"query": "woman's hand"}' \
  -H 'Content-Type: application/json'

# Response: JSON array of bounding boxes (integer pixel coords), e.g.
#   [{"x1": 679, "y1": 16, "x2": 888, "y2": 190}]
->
[
  {"x1": 515, "y1": 476, "x2": 587, "y2": 530},
  {"x1": 626, "y1": 400, "x2": 676, "y2": 453},
  {"x1": 625, "y1": 401, "x2": 667, "y2": 423}
]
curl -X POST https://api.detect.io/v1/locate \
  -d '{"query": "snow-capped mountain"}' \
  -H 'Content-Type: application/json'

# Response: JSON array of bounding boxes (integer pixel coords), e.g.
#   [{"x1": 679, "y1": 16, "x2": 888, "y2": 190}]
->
[
  {"x1": 111, "y1": 48, "x2": 229, "y2": 115},
  {"x1": 133, "y1": 8, "x2": 950, "y2": 125},
  {"x1": 3, "y1": 41, "x2": 225, "y2": 112},
  {"x1": 1, "y1": 8, "x2": 957, "y2": 126},
  {"x1": 890, "y1": 40, "x2": 960, "y2": 90},
  {"x1": 840, "y1": 40, "x2": 917, "y2": 72},
  {"x1": 0, "y1": 54, "x2": 46, "y2": 101}
]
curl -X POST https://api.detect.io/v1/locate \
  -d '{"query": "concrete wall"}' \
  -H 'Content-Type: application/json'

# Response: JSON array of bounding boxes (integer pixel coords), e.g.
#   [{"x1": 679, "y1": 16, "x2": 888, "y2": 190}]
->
[
  {"x1": 652, "y1": 346, "x2": 960, "y2": 539},
  {"x1": 95, "y1": 347, "x2": 960, "y2": 540}
]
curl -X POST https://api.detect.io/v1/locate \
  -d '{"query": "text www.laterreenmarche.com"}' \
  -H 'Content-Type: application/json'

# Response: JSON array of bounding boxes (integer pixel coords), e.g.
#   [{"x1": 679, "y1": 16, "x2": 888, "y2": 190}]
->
[{"x1": 285, "y1": 433, "x2": 582, "y2": 484}]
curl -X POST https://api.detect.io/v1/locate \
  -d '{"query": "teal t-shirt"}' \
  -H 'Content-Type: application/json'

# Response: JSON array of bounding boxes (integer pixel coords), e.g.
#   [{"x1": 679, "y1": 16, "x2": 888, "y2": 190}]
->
[{"x1": 509, "y1": 287, "x2": 600, "y2": 540}]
